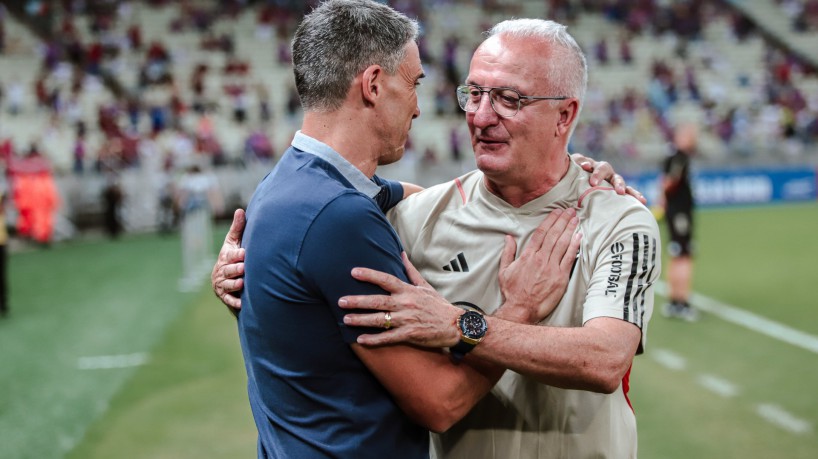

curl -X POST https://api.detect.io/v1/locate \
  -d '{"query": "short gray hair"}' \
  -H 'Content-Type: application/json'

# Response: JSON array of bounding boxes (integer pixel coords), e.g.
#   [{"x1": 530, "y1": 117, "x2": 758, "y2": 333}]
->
[
  {"x1": 486, "y1": 19, "x2": 587, "y2": 109},
  {"x1": 292, "y1": 0, "x2": 419, "y2": 112}
]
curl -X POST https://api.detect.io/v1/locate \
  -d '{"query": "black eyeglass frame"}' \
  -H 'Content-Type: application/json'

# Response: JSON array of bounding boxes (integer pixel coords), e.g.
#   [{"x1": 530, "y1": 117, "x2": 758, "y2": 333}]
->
[{"x1": 456, "y1": 84, "x2": 569, "y2": 118}]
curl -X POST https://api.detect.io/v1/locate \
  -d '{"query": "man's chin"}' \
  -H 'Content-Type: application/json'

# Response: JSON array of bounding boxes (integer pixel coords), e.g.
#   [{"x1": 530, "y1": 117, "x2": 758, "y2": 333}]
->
[
  {"x1": 475, "y1": 145, "x2": 508, "y2": 164},
  {"x1": 475, "y1": 155, "x2": 505, "y2": 175},
  {"x1": 378, "y1": 147, "x2": 404, "y2": 166}
]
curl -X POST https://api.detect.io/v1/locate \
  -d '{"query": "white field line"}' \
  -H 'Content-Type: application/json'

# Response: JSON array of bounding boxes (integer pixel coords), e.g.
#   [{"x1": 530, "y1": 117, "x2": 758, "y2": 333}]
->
[
  {"x1": 655, "y1": 281, "x2": 818, "y2": 355},
  {"x1": 756, "y1": 404, "x2": 813, "y2": 435},
  {"x1": 655, "y1": 282, "x2": 816, "y2": 435},
  {"x1": 696, "y1": 374, "x2": 739, "y2": 398},
  {"x1": 77, "y1": 352, "x2": 149, "y2": 370},
  {"x1": 649, "y1": 348, "x2": 687, "y2": 370}
]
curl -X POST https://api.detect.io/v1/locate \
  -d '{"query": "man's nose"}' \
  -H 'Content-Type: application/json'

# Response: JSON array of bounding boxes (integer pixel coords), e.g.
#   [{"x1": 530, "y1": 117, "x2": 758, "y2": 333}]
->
[{"x1": 471, "y1": 93, "x2": 499, "y2": 127}]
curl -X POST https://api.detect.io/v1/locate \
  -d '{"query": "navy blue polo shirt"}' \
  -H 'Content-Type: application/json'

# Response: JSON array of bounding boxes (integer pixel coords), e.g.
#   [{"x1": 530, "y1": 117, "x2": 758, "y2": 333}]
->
[{"x1": 238, "y1": 132, "x2": 428, "y2": 459}]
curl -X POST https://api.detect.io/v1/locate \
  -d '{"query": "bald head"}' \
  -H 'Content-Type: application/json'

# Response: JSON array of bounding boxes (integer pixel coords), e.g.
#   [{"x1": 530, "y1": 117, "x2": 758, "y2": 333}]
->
[{"x1": 673, "y1": 123, "x2": 698, "y2": 153}]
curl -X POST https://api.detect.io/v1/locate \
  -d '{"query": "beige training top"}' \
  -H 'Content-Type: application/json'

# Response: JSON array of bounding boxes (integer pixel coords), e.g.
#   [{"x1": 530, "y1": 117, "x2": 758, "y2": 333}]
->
[{"x1": 388, "y1": 159, "x2": 661, "y2": 459}]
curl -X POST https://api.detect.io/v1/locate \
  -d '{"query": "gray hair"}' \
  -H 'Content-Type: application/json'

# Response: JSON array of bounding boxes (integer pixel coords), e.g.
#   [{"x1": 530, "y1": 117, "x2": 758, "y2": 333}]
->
[
  {"x1": 486, "y1": 19, "x2": 587, "y2": 110},
  {"x1": 292, "y1": 0, "x2": 419, "y2": 112}
]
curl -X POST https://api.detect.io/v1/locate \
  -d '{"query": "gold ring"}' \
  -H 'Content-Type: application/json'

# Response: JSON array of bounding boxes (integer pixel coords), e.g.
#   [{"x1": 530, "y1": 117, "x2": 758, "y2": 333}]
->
[{"x1": 384, "y1": 312, "x2": 392, "y2": 330}]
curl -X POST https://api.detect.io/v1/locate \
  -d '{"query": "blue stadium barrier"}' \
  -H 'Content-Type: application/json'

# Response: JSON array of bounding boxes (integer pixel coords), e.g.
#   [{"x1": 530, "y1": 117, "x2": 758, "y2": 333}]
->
[{"x1": 623, "y1": 167, "x2": 817, "y2": 207}]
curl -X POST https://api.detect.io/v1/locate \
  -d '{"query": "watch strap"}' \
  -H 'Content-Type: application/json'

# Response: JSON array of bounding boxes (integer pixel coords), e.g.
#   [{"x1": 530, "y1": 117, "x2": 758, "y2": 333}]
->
[
  {"x1": 453, "y1": 301, "x2": 485, "y2": 314},
  {"x1": 450, "y1": 340, "x2": 475, "y2": 363}
]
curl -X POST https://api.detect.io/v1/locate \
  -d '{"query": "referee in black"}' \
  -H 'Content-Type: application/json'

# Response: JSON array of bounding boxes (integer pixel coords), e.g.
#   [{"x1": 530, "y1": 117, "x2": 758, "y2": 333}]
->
[{"x1": 661, "y1": 123, "x2": 697, "y2": 321}]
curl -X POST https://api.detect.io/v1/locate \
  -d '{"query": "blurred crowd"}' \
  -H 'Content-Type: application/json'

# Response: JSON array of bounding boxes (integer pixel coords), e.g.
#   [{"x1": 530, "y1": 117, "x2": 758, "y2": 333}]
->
[
  {"x1": 777, "y1": 0, "x2": 818, "y2": 32},
  {"x1": 554, "y1": 0, "x2": 818, "y2": 164},
  {"x1": 0, "y1": 0, "x2": 816, "y2": 242}
]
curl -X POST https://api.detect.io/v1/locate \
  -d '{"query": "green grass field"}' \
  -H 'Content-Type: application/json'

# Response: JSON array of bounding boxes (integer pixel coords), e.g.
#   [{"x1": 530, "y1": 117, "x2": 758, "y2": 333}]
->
[{"x1": 1, "y1": 203, "x2": 817, "y2": 458}]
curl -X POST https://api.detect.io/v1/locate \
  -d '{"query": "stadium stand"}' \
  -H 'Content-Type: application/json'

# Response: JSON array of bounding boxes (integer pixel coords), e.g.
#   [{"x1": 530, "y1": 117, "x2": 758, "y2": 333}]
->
[{"x1": 0, "y1": 0, "x2": 816, "y2": 239}]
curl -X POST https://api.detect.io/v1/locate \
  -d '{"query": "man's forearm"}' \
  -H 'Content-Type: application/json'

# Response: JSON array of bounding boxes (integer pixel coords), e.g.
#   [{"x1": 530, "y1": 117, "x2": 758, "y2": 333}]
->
[
  {"x1": 353, "y1": 342, "x2": 505, "y2": 433},
  {"x1": 470, "y1": 317, "x2": 641, "y2": 394},
  {"x1": 400, "y1": 181, "x2": 424, "y2": 199}
]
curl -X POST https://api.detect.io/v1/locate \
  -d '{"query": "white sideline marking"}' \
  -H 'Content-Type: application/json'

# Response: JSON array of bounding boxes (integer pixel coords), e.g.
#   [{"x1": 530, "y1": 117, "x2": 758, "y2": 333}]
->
[
  {"x1": 756, "y1": 403, "x2": 812, "y2": 435},
  {"x1": 656, "y1": 281, "x2": 818, "y2": 355},
  {"x1": 696, "y1": 374, "x2": 739, "y2": 398},
  {"x1": 650, "y1": 348, "x2": 686, "y2": 370},
  {"x1": 77, "y1": 353, "x2": 149, "y2": 370}
]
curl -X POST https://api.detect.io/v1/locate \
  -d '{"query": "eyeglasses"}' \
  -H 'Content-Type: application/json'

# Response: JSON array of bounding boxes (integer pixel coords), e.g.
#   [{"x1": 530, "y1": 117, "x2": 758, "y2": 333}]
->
[{"x1": 456, "y1": 84, "x2": 568, "y2": 118}]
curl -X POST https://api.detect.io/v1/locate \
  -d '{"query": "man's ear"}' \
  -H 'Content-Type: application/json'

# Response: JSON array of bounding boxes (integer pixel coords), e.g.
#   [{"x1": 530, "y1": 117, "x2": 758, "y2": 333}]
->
[
  {"x1": 361, "y1": 64, "x2": 382, "y2": 107},
  {"x1": 556, "y1": 99, "x2": 580, "y2": 137}
]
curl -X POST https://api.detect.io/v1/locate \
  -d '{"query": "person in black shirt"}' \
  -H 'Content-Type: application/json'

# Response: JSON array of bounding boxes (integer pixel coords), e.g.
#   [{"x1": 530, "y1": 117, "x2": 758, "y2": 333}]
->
[{"x1": 661, "y1": 123, "x2": 697, "y2": 321}]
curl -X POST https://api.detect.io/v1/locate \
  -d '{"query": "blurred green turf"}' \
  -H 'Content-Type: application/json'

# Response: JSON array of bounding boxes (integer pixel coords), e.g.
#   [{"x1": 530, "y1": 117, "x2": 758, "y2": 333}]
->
[
  {"x1": 633, "y1": 202, "x2": 818, "y2": 459},
  {"x1": 0, "y1": 232, "x2": 203, "y2": 459},
  {"x1": 66, "y1": 287, "x2": 255, "y2": 459},
  {"x1": 691, "y1": 203, "x2": 818, "y2": 334},
  {"x1": 2, "y1": 203, "x2": 817, "y2": 458}
]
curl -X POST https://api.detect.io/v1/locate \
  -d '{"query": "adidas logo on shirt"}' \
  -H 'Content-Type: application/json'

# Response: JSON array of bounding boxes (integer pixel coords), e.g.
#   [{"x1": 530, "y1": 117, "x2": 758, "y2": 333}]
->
[{"x1": 442, "y1": 252, "x2": 469, "y2": 272}]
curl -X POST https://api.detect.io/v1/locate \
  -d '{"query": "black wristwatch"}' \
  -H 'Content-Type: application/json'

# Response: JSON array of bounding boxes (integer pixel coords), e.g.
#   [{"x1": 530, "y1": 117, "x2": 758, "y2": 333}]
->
[{"x1": 450, "y1": 303, "x2": 488, "y2": 363}]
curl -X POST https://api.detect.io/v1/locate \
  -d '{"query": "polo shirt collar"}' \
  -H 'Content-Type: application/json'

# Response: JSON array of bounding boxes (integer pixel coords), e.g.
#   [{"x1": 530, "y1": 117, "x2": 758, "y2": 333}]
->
[{"x1": 292, "y1": 131, "x2": 381, "y2": 199}]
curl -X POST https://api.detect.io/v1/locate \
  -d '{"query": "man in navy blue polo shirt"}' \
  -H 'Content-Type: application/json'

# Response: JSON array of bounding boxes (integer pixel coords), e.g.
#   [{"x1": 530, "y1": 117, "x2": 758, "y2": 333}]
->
[
  {"x1": 238, "y1": 4, "x2": 429, "y2": 456},
  {"x1": 240, "y1": 128, "x2": 425, "y2": 457}
]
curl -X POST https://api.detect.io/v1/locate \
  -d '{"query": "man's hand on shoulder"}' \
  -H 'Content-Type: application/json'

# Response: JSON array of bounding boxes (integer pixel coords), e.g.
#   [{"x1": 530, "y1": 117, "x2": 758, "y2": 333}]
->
[
  {"x1": 212, "y1": 208, "x2": 247, "y2": 313},
  {"x1": 339, "y1": 253, "x2": 463, "y2": 348},
  {"x1": 571, "y1": 152, "x2": 647, "y2": 205}
]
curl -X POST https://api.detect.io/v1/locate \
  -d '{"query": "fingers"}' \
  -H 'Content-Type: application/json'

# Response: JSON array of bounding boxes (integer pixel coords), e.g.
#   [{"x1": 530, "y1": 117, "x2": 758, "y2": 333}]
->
[
  {"x1": 356, "y1": 330, "x2": 406, "y2": 346},
  {"x1": 610, "y1": 173, "x2": 626, "y2": 194},
  {"x1": 608, "y1": 175, "x2": 647, "y2": 206},
  {"x1": 542, "y1": 211, "x2": 579, "y2": 264},
  {"x1": 575, "y1": 156, "x2": 631, "y2": 192},
  {"x1": 343, "y1": 310, "x2": 394, "y2": 329},
  {"x1": 401, "y1": 252, "x2": 431, "y2": 289},
  {"x1": 211, "y1": 209, "x2": 247, "y2": 312},
  {"x1": 221, "y1": 276, "x2": 244, "y2": 294},
  {"x1": 215, "y1": 249, "x2": 244, "y2": 285},
  {"x1": 528, "y1": 208, "x2": 576, "y2": 257},
  {"x1": 221, "y1": 291, "x2": 242, "y2": 309},
  {"x1": 214, "y1": 274, "x2": 242, "y2": 310},
  {"x1": 218, "y1": 210, "x2": 246, "y2": 266},
  {"x1": 524, "y1": 208, "x2": 564, "y2": 256},
  {"x1": 344, "y1": 306, "x2": 462, "y2": 348},
  {"x1": 560, "y1": 232, "x2": 583, "y2": 271},
  {"x1": 232, "y1": 247, "x2": 246, "y2": 264},
  {"x1": 583, "y1": 163, "x2": 647, "y2": 205},
  {"x1": 213, "y1": 248, "x2": 246, "y2": 270},
  {"x1": 338, "y1": 295, "x2": 398, "y2": 314},
  {"x1": 222, "y1": 260, "x2": 245, "y2": 280},
  {"x1": 226, "y1": 208, "x2": 246, "y2": 244},
  {"x1": 499, "y1": 234, "x2": 517, "y2": 271},
  {"x1": 339, "y1": 294, "x2": 395, "y2": 312},
  {"x1": 350, "y1": 267, "x2": 406, "y2": 294},
  {"x1": 625, "y1": 185, "x2": 648, "y2": 205},
  {"x1": 588, "y1": 160, "x2": 612, "y2": 187},
  {"x1": 570, "y1": 152, "x2": 592, "y2": 170},
  {"x1": 213, "y1": 253, "x2": 243, "y2": 289}
]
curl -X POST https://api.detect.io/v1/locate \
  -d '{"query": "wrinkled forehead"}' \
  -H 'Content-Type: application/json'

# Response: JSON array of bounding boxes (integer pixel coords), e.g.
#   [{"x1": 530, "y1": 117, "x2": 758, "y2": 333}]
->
[{"x1": 468, "y1": 35, "x2": 552, "y2": 91}]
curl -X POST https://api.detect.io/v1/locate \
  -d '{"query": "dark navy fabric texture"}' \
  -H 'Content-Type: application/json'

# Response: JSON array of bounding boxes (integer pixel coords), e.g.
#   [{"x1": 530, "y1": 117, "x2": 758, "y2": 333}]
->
[{"x1": 238, "y1": 145, "x2": 427, "y2": 459}]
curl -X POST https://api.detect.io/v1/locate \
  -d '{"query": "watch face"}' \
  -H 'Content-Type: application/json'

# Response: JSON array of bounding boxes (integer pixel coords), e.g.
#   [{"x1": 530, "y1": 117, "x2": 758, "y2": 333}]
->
[{"x1": 459, "y1": 310, "x2": 487, "y2": 339}]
